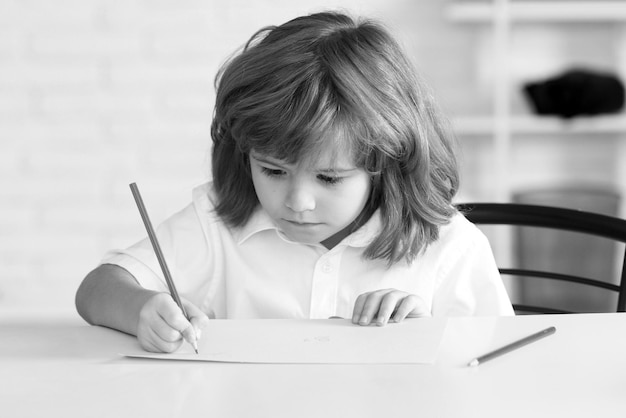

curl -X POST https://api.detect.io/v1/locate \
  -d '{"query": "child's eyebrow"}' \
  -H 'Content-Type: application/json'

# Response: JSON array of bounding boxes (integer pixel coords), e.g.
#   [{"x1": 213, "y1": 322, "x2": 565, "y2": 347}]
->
[
  {"x1": 317, "y1": 167, "x2": 357, "y2": 174},
  {"x1": 252, "y1": 153, "x2": 356, "y2": 173},
  {"x1": 250, "y1": 154, "x2": 284, "y2": 166}
]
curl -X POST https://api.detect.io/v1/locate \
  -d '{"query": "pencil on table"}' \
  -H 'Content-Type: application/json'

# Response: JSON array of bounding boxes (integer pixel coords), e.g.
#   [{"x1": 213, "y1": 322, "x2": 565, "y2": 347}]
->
[{"x1": 468, "y1": 326, "x2": 556, "y2": 367}]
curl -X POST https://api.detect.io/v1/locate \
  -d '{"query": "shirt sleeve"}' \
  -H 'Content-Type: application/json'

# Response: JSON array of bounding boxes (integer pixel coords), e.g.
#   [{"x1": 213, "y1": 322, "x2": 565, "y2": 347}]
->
[
  {"x1": 431, "y1": 222, "x2": 514, "y2": 317},
  {"x1": 101, "y1": 200, "x2": 216, "y2": 309}
]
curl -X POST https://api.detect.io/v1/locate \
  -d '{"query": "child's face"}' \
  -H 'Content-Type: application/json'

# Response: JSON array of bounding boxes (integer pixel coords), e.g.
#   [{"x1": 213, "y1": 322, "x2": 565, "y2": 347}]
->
[{"x1": 249, "y1": 147, "x2": 371, "y2": 248}]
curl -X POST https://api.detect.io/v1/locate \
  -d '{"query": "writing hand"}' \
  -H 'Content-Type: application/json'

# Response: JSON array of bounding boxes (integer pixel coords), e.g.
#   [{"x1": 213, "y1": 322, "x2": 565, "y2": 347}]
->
[
  {"x1": 352, "y1": 289, "x2": 430, "y2": 326},
  {"x1": 137, "y1": 293, "x2": 209, "y2": 353}
]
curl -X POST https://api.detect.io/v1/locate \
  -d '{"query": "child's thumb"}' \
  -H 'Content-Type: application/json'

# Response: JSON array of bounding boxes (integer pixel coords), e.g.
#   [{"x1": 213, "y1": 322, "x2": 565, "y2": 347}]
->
[{"x1": 184, "y1": 303, "x2": 210, "y2": 339}]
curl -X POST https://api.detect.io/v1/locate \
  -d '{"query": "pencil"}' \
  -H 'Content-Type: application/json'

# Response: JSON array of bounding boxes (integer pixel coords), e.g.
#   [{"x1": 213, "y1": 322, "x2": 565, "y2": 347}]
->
[
  {"x1": 468, "y1": 326, "x2": 556, "y2": 367},
  {"x1": 129, "y1": 182, "x2": 199, "y2": 354}
]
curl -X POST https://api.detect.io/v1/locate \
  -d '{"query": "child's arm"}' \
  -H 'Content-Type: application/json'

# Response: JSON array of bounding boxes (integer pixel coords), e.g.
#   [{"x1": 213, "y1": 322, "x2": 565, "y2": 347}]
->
[
  {"x1": 351, "y1": 289, "x2": 431, "y2": 326},
  {"x1": 76, "y1": 264, "x2": 158, "y2": 335},
  {"x1": 75, "y1": 263, "x2": 208, "y2": 352}
]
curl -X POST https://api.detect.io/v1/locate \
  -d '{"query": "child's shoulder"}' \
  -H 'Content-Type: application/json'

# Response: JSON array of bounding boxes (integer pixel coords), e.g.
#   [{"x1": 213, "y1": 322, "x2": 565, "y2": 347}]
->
[
  {"x1": 190, "y1": 181, "x2": 222, "y2": 222},
  {"x1": 191, "y1": 181, "x2": 218, "y2": 205},
  {"x1": 437, "y1": 210, "x2": 488, "y2": 247},
  {"x1": 189, "y1": 181, "x2": 272, "y2": 240}
]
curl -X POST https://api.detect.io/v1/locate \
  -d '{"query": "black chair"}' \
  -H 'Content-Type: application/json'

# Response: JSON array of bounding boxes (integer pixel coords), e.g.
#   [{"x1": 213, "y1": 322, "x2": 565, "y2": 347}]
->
[{"x1": 456, "y1": 202, "x2": 626, "y2": 314}]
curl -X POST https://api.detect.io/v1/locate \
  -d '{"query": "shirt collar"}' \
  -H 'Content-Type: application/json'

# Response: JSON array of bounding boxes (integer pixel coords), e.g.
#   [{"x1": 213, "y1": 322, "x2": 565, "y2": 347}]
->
[
  {"x1": 234, "y1": 207, "x2": 279, "y2": 244},
  {"x1": 344, "y1": 210, "x2": 382, "y2": 248},
  {"x1": 235, "y1": 207, "x2": 382, "y2": 249}
]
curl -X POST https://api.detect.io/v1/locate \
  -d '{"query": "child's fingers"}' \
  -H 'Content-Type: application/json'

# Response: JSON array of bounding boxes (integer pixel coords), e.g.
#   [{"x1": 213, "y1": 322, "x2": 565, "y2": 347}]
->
[
  {"x1": 180, "y1": 325, "x2": 198, "y2": 348},
  {"x1": 375, "y1": 291, "x2": 404, "y2": 326},
  {"x1": 351, "y1": 293, "x2": 368, "y2": 324},
  {"x1": 137, "y1": 293, "x2": 204, "y2": 353},
  {"x1": 353, "y1": 289, "x2": 393, "y2": 326},
  {"x1": 138, "y1": 293, "x2": 182, "y2": 352},
  {"x1": 189, "y1": 317, "x2": 208, "y2": 340},
  {"x1": 137, "y1": 317, "x2": 183, "y2": 353},
  {"x1": 393, "y1": 295, "x2": 431, "y2": 322},
  {"x1": 144, "y1": 326, "x2": 183, "y2": 353},
  {"x1": 153, "y1": 311, "x2": 199, "y2": 350},
  {"x1": 158, "y1": 300, "x2": 194, "y2": 338},
  {"x1": 183, "y1": 300, "x2": 210, "y2": 339},
  {"x1": 151, "y1": 312, "x2": 185, "y2": 342},
  {"x1": 162, "y1": 299, "x2": 208, "y2": 348},
  {"x1": 152, "y1": 311, "x2": 197, "y2": 349},
  {"x1": 352, "y1": 290, "x2": 431, "y2": 327},
  {"x1": 143, "y1": 296, "x2": 207, "y2": 351}
]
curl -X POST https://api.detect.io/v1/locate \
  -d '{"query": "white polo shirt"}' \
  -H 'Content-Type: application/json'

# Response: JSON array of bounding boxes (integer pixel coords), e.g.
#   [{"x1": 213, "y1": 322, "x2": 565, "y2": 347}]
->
[{"x1": 102, "y1": 182, "x2": 513, "y2": 319}]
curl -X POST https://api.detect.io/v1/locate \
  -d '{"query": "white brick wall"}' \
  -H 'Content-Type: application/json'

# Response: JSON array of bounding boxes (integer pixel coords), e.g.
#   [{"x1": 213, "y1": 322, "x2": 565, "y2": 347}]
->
[{"x1": 1, "y1": 0, "x2": 460, "y2": 316}]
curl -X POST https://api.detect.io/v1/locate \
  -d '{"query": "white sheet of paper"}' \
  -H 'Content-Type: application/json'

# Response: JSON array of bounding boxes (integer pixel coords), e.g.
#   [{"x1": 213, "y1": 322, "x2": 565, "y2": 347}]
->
[{"x1": 124, "y1": 318, "x2": 447, "y2": 364}]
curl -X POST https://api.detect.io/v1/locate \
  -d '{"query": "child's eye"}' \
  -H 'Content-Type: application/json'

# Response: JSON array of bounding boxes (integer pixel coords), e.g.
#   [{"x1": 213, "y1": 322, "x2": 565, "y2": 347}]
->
[
  {"x1": 261, "y1": 167, "x2": 286, "y2": 177},
  {"x1": 317, "y1": 174, "x2": 343, "y2": 185}
]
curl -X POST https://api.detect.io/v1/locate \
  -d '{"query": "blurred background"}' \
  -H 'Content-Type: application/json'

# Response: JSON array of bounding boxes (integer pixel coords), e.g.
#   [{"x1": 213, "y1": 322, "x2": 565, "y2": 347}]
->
[{"x1": 2, "y1": 0, "x2": 626, "y2": 317}]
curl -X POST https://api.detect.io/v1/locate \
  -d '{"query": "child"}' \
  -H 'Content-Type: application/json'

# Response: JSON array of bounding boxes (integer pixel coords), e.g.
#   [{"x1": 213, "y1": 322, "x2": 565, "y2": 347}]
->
[{"x1": 76, "y1": 11, "x2": 513, "y2": 353}]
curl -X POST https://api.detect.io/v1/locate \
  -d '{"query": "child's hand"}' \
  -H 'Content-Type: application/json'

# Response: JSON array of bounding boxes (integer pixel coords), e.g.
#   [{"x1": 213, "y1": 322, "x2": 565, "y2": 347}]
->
[
  {"x1": 137, "y1": 293, "x2": 209, "y2": 353},
  {"x1": 352, "y1": 289, "x2": 431, "y2": 326}
]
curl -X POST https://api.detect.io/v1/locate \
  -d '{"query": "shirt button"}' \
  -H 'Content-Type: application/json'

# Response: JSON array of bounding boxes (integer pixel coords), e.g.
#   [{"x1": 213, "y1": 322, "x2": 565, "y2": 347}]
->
[{"x1": 321, "y1": 263, "x2": 333, "y2": 274}]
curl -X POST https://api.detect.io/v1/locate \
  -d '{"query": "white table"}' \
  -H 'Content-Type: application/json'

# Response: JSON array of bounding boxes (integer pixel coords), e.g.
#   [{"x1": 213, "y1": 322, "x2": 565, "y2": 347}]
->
[{"x1": 1, "y1": 313, "x2": 625, "y2": 417}]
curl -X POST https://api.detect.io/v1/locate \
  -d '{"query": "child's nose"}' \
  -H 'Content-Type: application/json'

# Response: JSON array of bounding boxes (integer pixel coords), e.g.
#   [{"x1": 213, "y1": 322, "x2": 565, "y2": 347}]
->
[{"x1": 284, "y1": 183, "x2": 316, "y2": 213}]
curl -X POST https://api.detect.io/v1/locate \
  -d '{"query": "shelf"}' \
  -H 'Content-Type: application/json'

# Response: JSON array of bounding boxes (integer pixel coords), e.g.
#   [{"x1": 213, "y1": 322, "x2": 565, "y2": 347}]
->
[
  {"x1": 446, "y1": 1, "x2": 626, "y2": 22},
  {"x1": 444, "y1": 0, "x2": 626, "y2": 210},
  {"x1": 452, "y1": 114, "x2": 626, "y2": 136}
]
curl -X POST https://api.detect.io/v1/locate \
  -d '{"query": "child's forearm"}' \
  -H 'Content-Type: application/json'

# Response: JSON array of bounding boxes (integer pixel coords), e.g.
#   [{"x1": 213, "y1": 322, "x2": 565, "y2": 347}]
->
[{"x1": 75, "y1": 263, "x2": 160, "y2": 336}]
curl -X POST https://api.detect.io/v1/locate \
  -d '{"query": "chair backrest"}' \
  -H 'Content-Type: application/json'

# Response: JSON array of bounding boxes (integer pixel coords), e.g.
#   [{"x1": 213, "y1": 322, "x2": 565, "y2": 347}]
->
[{"x1": 456, "y1": 202, "x2": 626, "y2": 314}]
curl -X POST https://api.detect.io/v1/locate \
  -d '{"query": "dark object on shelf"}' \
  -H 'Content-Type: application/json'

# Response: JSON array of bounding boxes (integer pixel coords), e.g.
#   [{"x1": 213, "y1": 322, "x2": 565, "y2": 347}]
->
[{"x1": 523, "y1": 69, "x2": 625, "y2": 118}]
